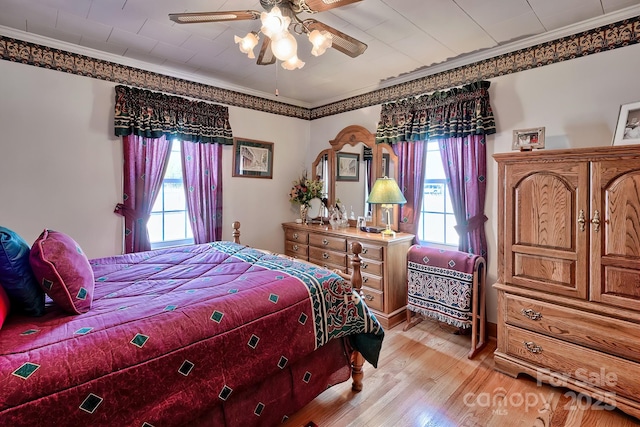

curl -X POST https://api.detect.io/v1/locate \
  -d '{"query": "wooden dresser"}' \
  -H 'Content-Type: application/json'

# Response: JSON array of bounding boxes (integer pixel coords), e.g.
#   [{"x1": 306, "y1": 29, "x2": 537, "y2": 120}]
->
[
  {"x1": 282, "y1": 222, "x2": 414, "y2": 329},
  {"x1": 493, "y1": 146, "x2": 640, "y2": 419}
]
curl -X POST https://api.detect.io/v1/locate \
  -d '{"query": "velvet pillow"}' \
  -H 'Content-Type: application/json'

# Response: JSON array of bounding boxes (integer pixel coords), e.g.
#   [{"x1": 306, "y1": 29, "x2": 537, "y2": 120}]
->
[
  {"x1": 0, "y1": 285, "x2": 10, "y2": 329},
  {"x1": 29, "y1": 229, "x2": 94, "y2": 315},
  {"x1": 0, "y1": 226, "x2": 45, "y2": 316}
]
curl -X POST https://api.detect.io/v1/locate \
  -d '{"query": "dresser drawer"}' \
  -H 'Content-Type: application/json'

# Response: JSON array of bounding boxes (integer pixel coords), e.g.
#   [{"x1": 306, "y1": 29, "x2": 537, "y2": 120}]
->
[
  {"x1": 361, "y1": 273, "x2": 383, "y2": 291},
  {"x1": 360, "y1": 258, "x2": 383, "y2": 277},
  {"x1": 504, "y1": 325, "x2": 640, "y2": 401},
  {"x1": 505, "y1": 293, "x2": 640, "y2": 362},
  {"x1": 284, "y1": 241, "x2": 308, "y2": 258},
  {"x1": 315, "y1": 260, "x2": 347, "y2": 275},
  {"x1": 360, "y1": 287, "x2": 383, "y2": 311},
  {"x1": 285, "y1": 229, "x2": 308, "y2": 244},
  {"x1": 309, "y1": 234, "x2": 347, "y2": 252},
  {"x1": 309, "y1": 247, "x2": 347, "y2": 267},
  {"x1": 348, "y1": 240, "x2": 383, "y2": 261}
]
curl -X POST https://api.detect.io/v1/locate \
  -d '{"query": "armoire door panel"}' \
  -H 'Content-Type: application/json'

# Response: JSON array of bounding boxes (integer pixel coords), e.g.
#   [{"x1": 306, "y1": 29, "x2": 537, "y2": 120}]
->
[
  {"x1": 505, "y1": 162, "x2": 589, "y2": 299},
  {"x1": 591, "y1": 160, "x2": 640, "y2": 310}
]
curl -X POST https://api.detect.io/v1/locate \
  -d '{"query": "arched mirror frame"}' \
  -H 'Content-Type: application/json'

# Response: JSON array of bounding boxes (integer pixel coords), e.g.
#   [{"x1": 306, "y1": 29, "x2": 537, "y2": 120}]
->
[{"x1": 312, "y1": 125, "x2": 399, "y2": 229}]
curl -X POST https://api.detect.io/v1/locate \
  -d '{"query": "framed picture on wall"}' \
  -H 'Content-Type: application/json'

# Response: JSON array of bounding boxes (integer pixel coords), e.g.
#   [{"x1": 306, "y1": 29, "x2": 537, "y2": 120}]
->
[
  {"x1": 232, "y1": 138, "x2": 274, "y2": 179},
  {"x1": 612, "y1": 101, "x2": 640, "y2": 146},
  {"x1": 512, "y1": 127, "x2": 545, "y2": 151},
  {"x1": 381, "y1": 153, "x2": 390, "y2": 177},
  {"x1": 336, "y1": 152, "x2": 359, "y2": 181}
]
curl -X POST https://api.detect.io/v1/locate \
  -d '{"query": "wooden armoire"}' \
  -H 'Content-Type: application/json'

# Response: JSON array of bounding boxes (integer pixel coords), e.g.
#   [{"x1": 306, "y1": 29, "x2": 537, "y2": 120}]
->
[{"x1": 493, "y1": 145, "x2": 640, "y2": 419}]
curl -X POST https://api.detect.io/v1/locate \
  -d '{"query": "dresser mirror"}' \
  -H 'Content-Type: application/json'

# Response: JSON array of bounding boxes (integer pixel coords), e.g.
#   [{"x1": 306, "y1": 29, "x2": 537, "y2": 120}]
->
[{"x1": 312, "y1": 125, "x2": 398, "y2": 228}]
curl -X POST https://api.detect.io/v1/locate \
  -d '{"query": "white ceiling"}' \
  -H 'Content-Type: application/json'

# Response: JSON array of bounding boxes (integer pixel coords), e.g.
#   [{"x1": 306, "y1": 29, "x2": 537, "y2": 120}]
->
[{"x1": 1, "y1": 0, "x2": 640, "y2": 108}]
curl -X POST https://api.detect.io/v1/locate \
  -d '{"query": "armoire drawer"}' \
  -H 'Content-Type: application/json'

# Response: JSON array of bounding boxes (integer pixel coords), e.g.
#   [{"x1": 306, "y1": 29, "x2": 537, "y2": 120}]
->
[
  {"x1": 505, "y1": 293, "x2": 640, "y2": 363},
  {"x1": 504, "y1": 325, "x2": 640, "y2": 401}
]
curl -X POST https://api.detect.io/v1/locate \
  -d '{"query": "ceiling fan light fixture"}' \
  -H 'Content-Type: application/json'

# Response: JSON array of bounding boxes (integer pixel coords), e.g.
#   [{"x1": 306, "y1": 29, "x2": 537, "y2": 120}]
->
[
  {"x1": 260, "y1": 6, "x2": 289, "y2": 38},
  {"x1": 309, "y1": 29, "x2": 332, "y2": 56},
  {"x1": 271, "y1": 31, "x2": 298, "y2": 61},
  {"x1": 234, "y1": 32, "x2": 260, "y2": 58},
  {"x1": 281, "y1": 55, "x2": 305, "y2": 70}
]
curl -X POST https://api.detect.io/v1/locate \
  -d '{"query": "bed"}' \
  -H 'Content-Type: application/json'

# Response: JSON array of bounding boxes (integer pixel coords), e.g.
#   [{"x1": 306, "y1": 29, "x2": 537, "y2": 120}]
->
[{"x1": 0, "y1": 222, "x2": 383, "y2": 426}]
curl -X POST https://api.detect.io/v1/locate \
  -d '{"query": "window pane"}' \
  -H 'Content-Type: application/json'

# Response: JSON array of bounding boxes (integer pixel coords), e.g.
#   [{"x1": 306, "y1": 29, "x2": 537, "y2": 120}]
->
[
  {"x1": 164, "y1": 144, "x2": 183, "y2": 179},
  {"x1": 425, "y1": 152, "x2": 446, "y2": 180},
  {"x1": 420, "y1": 213, "x2": 445, "y2": 243},
  {"x1": 151, "y1": 190, "x2": 163, "y2": 213},
  {"x1": 147, "y1": 213, "x2": 163, "y2": 243},
  {"x1": 164, "y1": 182, "x2": 185, "y2": 211},
  {"x1": 164, "y1": 211, "x2": 187, "y2": 241},
  {"x1": 423, "y1": 183, "x2": 444, "y2": 211},
  {"x1": 445, "y1": 214, "x2": 459, "y2": 246},
  {"x1": 445, "y1": 189, "x2": 455, "y2": 213}
]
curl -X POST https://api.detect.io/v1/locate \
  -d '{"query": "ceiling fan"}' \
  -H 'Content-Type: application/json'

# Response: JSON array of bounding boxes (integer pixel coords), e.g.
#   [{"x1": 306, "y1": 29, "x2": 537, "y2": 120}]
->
[{"x1": 169, "y1": 0, "x2": 367, "y2": 69}]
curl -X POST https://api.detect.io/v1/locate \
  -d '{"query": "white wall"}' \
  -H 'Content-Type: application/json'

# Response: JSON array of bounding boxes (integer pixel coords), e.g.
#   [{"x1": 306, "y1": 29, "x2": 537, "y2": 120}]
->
[
  {"x1": 0, "y1": 59, "x2": 309, "y2": 258},
  {"x1": 2, "y1": 42, "x2": 640, "y2": 324}
]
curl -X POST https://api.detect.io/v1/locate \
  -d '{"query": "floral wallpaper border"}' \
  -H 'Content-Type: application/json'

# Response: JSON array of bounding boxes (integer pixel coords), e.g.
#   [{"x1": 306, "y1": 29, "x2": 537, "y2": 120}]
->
[{"x1": 1, "y1": 15, "x2": 638, "y2": 120}]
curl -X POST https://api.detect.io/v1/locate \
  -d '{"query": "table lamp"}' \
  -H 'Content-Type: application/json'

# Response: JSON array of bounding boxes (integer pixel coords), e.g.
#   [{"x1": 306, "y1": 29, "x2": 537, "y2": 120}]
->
[{"x1": 366, "y1": 176, "x2": 407, "y2": 237}]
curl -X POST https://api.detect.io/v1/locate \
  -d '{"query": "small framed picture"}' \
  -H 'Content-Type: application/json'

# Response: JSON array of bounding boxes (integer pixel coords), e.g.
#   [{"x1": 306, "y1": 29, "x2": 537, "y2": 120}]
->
[
  {"x1": 612, "y1": 101, "x2": 640, "y2": 146},
  {"x1": 336, "y1": 152, "x2": 359, "y2": 181},
  {"x1": 232, "y1": 138, "x2": 274, "y2": 179},
  {"x1": 513, "y1": 127, "x2": 545, "y2": 151}
]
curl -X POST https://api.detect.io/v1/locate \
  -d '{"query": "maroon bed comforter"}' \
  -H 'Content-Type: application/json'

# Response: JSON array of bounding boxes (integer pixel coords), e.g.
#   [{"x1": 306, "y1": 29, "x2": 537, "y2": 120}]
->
[{"x1": 0, "y1": 242, "x2": 383, "y2": 426}]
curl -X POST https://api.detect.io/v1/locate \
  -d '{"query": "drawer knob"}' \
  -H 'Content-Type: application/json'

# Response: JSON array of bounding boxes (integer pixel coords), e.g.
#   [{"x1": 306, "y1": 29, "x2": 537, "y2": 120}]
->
[
  {"x1": 293, "y1": 233, "x2": 299, "y2": 239},
  {"x1": 521, "y1": 308, "x2": 542, "y2": 321},
  {"x1": 362, "y1": 262, "x2": 368, "y2": 269},
  {"x1": 293, "y1": 244, "x2": 299, "y2": 251},
  {"x1": 524, "y1": 341, "x2": 543, "y2": 354},
  {"x1": 322, "y1": 238, "x2": 329, "y2": 246},
  {"x1": 322, "y1": 252, "x2": 330, "y2": 259},
  {"x1": 364, "y1": 294, "x2": 374, "y2": 301},
  {"x1": 362, "y1": 247, "x2": 368, "y2": 254},
  {"x1": 363, "y1": 276, "x2": 368, "y2": 283}
]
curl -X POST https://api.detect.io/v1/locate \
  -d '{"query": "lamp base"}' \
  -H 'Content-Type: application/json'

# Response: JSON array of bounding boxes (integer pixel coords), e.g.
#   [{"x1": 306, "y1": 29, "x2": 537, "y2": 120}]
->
[{"x1": 381, "y1": 225, "x2": 396, "y2": 238}]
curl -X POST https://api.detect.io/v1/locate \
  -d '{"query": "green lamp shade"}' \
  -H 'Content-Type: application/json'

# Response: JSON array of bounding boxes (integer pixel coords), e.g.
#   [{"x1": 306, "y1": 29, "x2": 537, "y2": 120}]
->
[{"x1": 367, "y1": 177, "x2": 407, "y2": 205}]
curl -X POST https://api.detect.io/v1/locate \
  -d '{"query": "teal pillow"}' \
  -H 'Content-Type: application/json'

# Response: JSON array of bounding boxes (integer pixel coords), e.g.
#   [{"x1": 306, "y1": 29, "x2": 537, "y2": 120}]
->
[{"x1": 0, "y1": 226, "x2": 45, "y2": 316}]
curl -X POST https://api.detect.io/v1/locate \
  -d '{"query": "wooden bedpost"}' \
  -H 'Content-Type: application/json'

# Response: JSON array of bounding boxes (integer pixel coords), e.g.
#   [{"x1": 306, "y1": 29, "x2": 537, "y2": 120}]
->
[
  {"x1": 232, "y1": 221, "x2": 241, "y2": 244},
  {"x1": 349, "y1": 242, "x2": 365, "y2": 392}
]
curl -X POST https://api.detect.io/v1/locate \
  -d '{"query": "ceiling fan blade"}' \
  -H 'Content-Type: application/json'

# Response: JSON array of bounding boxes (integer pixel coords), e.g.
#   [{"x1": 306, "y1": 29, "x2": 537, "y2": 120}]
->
[
  {"x1": 297, "y1": 0, "x2": 362, "y2": 12},
  {"x1": 305, "y1": 20, "x2": 367, "y2": 58},
  {"x1": 257, "y1": 37, "x2": 276, "y2": 65},
  {"x1": 169, "y1": 11, "x2": 260, "y2": 24}
]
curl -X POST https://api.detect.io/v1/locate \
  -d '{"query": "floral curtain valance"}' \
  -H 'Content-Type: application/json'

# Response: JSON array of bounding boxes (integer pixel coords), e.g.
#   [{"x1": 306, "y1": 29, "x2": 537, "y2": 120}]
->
[
  {"x1": 375, "y1": 80, "x2": 496, "y2": 144},
  {"x1": 114, "y1": 85, "x2": 233, "y2": 145}
]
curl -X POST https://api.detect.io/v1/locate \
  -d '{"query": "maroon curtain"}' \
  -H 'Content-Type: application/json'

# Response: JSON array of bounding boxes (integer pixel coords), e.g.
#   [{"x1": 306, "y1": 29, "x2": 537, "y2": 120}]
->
[
  {"x1": 440, "y1": 134, "x2": 488, "y2": 261},
  {"x1": 114, "y1": 135, "x2": 171, "y2": 253},
  {"x1": 181, "y1": 141, "x2": 223, "y2": 243},
  {"x1": 393, "y1": 141, "x2": 427, "y2": 243},
  {"x1": 375, "y1": 80, "x2": 494, "y2": 258}
]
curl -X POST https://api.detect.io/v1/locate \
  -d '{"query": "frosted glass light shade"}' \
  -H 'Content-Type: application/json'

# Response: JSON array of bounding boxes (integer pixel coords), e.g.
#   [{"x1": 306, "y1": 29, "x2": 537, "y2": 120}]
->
[
  {"x1": 271, "y1": 31, "x2": 297, "y2": 61},
  {"x1": 282, "y1": 55, "x2": 305, "y2": 70},
  {"x1": 309, "y1": 29, "x2": 332, "y2": 56},
  {"x1": 260, "y1": 7, "x2": 289, "y2": 38},
  {"x1": 234, "y1": 32, "x2": 259, "y2": 59}
]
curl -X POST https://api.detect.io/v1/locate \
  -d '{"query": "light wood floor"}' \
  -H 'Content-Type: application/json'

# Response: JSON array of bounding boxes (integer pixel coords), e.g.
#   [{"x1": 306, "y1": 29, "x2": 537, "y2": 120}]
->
[{"x1": 284, "y1": 318, "x2": 640, "y2": 427}]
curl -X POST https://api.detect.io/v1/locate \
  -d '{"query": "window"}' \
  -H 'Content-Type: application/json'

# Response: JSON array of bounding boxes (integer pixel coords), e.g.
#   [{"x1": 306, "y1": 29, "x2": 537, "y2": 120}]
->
[
  {"x1": 147, "y1": 142, "x2": 194, "y2": 248},
  {"x1": 418, "y1": 141, "x2": 458, "y2": 246}
]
